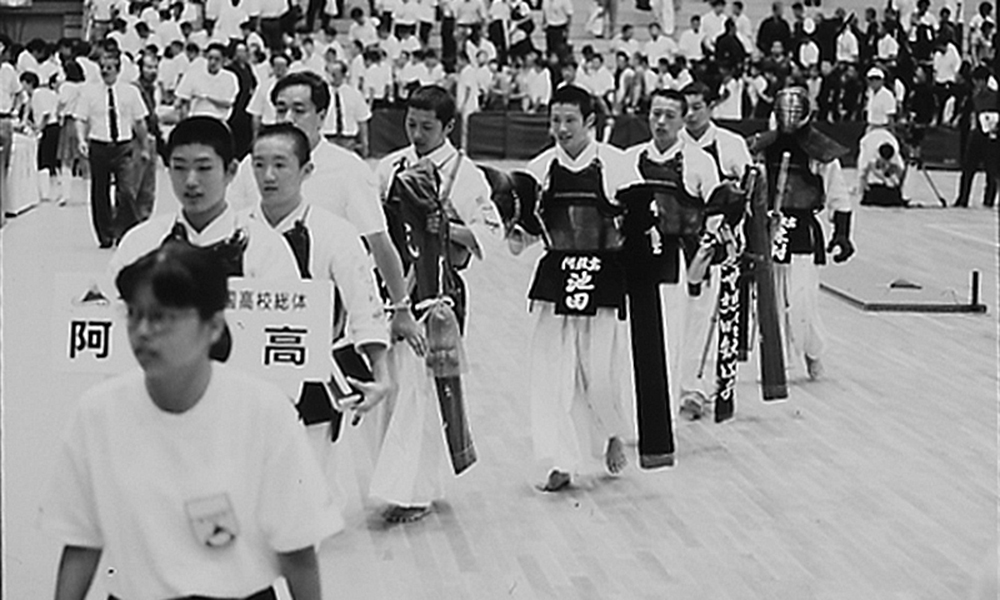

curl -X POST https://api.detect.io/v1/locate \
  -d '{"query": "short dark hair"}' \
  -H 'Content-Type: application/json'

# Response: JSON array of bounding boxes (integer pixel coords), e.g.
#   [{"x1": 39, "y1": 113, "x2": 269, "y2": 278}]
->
[
  {"x1": 254, "y1": 122, "x2": 312, "y2": 167},
  {"x1": 63, "y1": 60, "x2": 85, "y2": 83},
  {"x1": 271, "y1": 70, "x2": 331, "y2": 113},
  {"x1": 971, "y1": 65, "x2": 991, "y2": 82},
  {"x1": 681, "y1": 81, "x2": 716, "y2": 104},
  {"x1": 206, "y1": 42, "x2": 228, "y2": 57},
  {"x1": 877, "y1": 143, "x2": 895, "y2": 160},
  {"x1": 650, "y1": 88, "x2": 687, "y2": 113},
  {"x1": 19, "y1": 71, "x2": 39, "y2": 87},
  {"x1": 117, "y1": 241, "x2": 229, "y2": 321},
  {"x1": 269, "y1": 51, "x2": 290, "y2": 66},
  {"x1": 408, "y1": 85, "x2": 457, "y2": 124},
  {"x1": 167, "y1": 116, "x2": 235, "y2": 165},
  {"x1": 550, "y1": 84, "x2": 595, "y2": 118}
]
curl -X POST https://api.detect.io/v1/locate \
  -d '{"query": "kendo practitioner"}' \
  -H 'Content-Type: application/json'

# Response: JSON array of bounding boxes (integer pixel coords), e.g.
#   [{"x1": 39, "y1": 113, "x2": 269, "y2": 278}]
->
[
  {"x1": 508, "y1": 85, "x2": 640, "y2": 492},
  {"x1": 108, "y1": 117, "x2": 300, "y2": 367},
  {"x1": 110, "y1": 116, "x2": 298, "y2": 286},
  {"x1": 228, "y1": 72, "x2": 426, "y2": 359},
  {"x1": 674, "y1": 81, "x2": 753, "y2": 420},
  {"x1": 372, "y1": 85, "x2": 501, "y2": 523},
  {"x1": 748, "y1": 86, "x2": 855, "y2": 380},
  {"x1": 249, "y1": 123, "x2": 393, "y2": 515},
  {"x1": 620, "y1": 89, "x2": 720, "y2": 463}
]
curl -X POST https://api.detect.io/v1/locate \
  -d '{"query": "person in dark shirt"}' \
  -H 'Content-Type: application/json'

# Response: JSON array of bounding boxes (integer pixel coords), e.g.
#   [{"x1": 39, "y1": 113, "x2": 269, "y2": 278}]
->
[
  {"x1": 226, "y1": 40, "x2": 257, "y2": 161},
  {"x1": 757, "y1": 1, "x2": 791, "y2": 57},
  {"x1": 954, "y1": 66, "x2": 998, "y2": 208},
  {"x1": 715, "y1": 18, "x2": 747, "y2": 71},
  {"x1": 815, "y1": 10, "x2": 841, "y2": 65}
]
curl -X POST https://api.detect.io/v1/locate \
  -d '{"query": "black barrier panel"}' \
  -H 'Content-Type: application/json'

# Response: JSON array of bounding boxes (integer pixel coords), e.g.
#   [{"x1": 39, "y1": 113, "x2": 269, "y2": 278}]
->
[
  {"x1": 466, "y1": 112, "x2": 507, "y2": 158},
  {"x1": 369, "y1": 108, "x2": 462, "y2": 157},
  {"x1": 370, "y1": 109, "x2": 962, "y2": 170},
  {"x1": 604, "y1": 115, "x2": 961, "y2": 170},
  {"x1": 505, "y1": 112, "x2": 552, "y2": 159}
]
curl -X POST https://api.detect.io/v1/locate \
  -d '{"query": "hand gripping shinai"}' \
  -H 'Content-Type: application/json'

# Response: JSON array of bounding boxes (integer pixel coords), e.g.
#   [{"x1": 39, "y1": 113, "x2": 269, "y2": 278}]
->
[
  {"x1": 402, "y1": 152, "x2": 477, "y2": 476},
  {"x1": 617, "y1": 180, "x2": 677, "y2": 469}
]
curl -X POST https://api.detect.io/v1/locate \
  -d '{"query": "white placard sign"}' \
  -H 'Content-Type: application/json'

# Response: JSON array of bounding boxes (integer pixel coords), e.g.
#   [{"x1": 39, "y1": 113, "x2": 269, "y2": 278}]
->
[{"x1": 51, "y1": 275, "x2": 333, "y2": 393}]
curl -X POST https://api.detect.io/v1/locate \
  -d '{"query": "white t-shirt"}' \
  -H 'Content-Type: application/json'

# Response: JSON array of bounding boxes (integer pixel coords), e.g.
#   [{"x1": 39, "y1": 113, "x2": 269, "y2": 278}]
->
[
  {"x1": 231, "y1": 141, "x2": 388, "y2": 237},
  {"x1": 700, "y1": 10, "x2": 726, "y2": 48},
  {"x1": 176, "y1": 67, "x2": 240, "y2": 120},
  {"x1": 713, "y1": 78, "x2": 743, "y2": 121},
  {"x1": 857, "y1": 127, "x2": 904, "y2": 186},
  {"x1": 29, "y1": 87, "x2": 59, "y2": 128},
  {"x1": 678, "y1": 28, "x2": 705, "y2": 61},
  {"x1": 526, "y1": 68, "x2": 552, "y2": 107},
  {"x1": 38, "y1": 365, "x2": 343, "y2": 600},
  {"x1": 247, "y1": 74, "x2": 280, "y2": 125},
  {"x1": 644, "y1": 36, "x2": 678, "y2": 65},
  {"x1": 866, "y1": 86, "x2": 896, "y2": 126},
  {"x1": 364, "y1": 62, "x2": 393, "y2": 101},
  {"x1": 0, "y1": 63, "x2": 20, "y2": 114}
]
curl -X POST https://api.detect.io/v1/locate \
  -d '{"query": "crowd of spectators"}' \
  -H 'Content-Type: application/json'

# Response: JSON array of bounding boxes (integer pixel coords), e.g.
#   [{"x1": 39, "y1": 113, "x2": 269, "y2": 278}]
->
[{"x1": 0, "y1": 0, "x2": 996, "y2": 188}]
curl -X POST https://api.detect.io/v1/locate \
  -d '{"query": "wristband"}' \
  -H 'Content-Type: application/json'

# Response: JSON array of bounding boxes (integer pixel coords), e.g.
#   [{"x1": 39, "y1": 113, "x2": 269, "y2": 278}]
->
[{"x1": 388, "y1": 298, "x2": 412, "y2": 312}]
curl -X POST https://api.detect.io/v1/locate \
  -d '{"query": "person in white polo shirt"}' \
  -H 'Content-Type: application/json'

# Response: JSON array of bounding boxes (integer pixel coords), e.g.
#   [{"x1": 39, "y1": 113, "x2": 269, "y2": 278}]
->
[
  {"x1": 176, "y1": 42, "x2": 239, "y2": 120},
  {"x1": 321, "y1": 59, "x2": 370, "y2": 156},
  {"x1": 864, "y1": 67, "x2": 896, "y2": 130},
  {"x1": 248, "y1": 52, "x2": 292, "y2": 136}
]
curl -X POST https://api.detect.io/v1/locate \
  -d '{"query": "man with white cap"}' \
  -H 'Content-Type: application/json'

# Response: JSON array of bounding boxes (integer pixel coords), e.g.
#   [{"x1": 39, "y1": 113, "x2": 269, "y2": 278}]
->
[{"x1": 864, "y1": 67, "x2": 896, "y2": 130}]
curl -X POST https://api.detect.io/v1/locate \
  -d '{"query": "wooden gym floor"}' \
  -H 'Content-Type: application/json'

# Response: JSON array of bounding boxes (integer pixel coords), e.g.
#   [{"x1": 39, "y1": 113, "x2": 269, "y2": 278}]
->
[{"x1": 1, "y1": 166, "x2": 996, "y2": 599}]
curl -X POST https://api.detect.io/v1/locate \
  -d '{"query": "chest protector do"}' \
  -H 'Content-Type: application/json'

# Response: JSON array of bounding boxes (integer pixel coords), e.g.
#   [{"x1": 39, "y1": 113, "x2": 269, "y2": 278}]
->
[
  {"x1": 765, "y1": 141, "x2": 824, "y2": 211},
  {"x1": 539, "y1": 159, "x2": 624, "y2": 251},
  {"x1": 637, "y1": 149, "x2": 705, "y2": 237}
]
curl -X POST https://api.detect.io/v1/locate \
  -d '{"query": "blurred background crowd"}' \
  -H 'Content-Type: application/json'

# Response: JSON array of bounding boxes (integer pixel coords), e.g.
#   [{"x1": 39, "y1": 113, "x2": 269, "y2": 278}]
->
[{"x1": 0, "y1": 0, "x2": 996, "y2": 212}]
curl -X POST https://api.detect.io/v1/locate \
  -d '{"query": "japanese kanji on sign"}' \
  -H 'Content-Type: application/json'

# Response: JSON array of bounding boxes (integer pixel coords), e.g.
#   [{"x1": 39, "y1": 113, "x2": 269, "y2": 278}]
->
[{"x1": 51, "y1": 275, "x2": 333, "y2": 395}]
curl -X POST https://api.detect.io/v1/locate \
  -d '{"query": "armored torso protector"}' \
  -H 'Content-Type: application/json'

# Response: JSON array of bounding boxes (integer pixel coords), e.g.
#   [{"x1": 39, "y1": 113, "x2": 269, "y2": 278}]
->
[
  {"x1": 765, "y1": 142, "x2": 824, "y2": 211},
  {"x1": 637, "y1": 150, "x2": 705, "y2": 237},
  {"x1": 540, "y1": 159, "x2": 624, "y2": 251}
]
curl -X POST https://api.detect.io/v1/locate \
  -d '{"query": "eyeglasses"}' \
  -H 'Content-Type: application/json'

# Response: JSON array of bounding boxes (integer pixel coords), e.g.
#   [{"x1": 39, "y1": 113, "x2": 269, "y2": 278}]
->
[{"x1": 125, "y1": 305, "x2": 199, "y2": 333}]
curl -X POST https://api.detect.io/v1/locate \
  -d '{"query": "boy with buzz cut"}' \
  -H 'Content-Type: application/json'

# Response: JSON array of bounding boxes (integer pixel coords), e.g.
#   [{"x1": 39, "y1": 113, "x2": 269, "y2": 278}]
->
[
  {"x1": 508, "y1": 84, "x2": 640, "y2": 492},
  {"x1": 248, "y1": 122, "x2": 393, "y2": 507},
  {"x1": 110, "y1": 116, "x2": 298, "y2": 283}
]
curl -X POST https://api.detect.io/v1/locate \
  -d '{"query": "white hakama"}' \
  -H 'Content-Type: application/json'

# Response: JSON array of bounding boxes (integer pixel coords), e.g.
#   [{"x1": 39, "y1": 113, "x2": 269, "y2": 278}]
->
[
  {"x1": 529, "y1": 302, "x2": 632, "y2": 477},
  {"x1": 368, "y1": 343, "x2": 453, "y2": 507},
  {"x1": 774, "y1": 255, "x2": 826, "y2": 371}
]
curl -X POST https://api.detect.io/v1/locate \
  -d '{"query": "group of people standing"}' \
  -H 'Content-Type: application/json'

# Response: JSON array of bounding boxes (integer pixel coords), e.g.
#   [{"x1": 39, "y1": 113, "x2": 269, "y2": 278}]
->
[{"x1": 35, "y1": 24, "x2": 859, "y2": 591}]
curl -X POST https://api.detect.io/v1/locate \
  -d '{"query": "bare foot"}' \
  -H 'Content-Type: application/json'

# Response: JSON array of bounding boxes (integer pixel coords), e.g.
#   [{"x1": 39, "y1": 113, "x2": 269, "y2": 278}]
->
[
  {"x1": 605, "y1": 436, "x2": 627, "y2": 474},
  {"x1": 536, "y1": 469, "x2": 571, "y2": 492},
  {"x1": 383, "y1": 504, "x2": 432, "y2": 523}
]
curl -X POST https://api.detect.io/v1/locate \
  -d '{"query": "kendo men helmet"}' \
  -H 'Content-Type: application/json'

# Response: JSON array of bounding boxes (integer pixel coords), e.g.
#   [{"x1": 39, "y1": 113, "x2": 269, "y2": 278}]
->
[{"x1": 774, "y1": 86, "x2": 811, "y2": 133}]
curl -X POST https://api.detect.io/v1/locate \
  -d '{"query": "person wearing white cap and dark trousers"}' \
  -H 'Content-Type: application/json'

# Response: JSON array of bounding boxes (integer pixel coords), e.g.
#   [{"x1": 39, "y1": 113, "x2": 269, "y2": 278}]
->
[
  {"x1": 75, "y1": 46, "x2": 149, "y2": 248},
  {"x1": 864, "y1": 67, "x2": 896, "y2": 132}
]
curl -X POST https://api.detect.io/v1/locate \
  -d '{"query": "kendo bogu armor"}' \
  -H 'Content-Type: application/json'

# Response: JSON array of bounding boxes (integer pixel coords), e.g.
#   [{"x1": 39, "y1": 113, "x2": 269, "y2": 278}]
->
[
  {"x1": 527, "y1": 158, "x2": 628, "y2": 316},
  {"x1": 750, "y1": 86, "x2": 855, "y2": 265}
]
